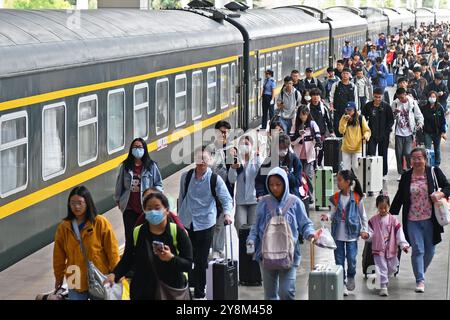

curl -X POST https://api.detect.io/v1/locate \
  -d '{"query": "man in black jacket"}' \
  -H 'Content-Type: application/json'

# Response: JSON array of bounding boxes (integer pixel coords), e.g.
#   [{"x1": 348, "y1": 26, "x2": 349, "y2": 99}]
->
[
  {"x1": 424, "y1": 72, "x2": 449, "y2": 107},
  {"x1": 308, "y1": 88, "x2": 334, "y2": 166},
  {"x1": 361, "y1": 87, "x2": 394, "y2": 178},
  {"x1": 302, "y1": 67, "x2": 325, "y2": 98}
]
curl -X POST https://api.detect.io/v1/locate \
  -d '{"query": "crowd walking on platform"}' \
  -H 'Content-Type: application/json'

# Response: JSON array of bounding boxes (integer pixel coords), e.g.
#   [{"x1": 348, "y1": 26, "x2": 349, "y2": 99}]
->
[{"x1": 51, "y1": 21, "x2": 450, "y2": 301}]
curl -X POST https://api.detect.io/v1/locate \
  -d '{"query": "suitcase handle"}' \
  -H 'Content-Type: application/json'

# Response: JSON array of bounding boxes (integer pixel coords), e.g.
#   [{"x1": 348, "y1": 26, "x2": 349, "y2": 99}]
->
[
  {"x1": 310, "y1": 238, "x2": 315, "y2": 271},
  {"x1": 224, "y1": 224, "x2": 234, "y2": 265}
]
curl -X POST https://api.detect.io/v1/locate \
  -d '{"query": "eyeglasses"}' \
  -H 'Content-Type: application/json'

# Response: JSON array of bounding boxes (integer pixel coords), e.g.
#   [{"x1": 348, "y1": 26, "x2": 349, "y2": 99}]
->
[
  {"x1": 219, "y1": 130, "x2": 228, "y2": 136},
  {"x1": 411, "y1": 156, "x2": 425, "y2": 161}
]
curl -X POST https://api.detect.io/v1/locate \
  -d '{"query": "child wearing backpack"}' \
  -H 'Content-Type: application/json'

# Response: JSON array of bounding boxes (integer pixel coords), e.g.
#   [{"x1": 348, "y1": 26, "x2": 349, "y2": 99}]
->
[
  {"x1": 367, "y1": 194, "x2": 409, "y2": 297},
  {"x1": 321, "y1": 170, "x2": 369, "y2": 296},
  {"x1": 247, "y1": 167, "x2": 317, "y2": 300}
]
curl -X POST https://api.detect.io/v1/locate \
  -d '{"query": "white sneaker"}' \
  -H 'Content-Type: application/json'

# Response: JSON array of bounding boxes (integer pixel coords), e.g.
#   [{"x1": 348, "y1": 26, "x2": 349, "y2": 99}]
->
[
  {"x1": 379, "y1": 287, "x2": 389, "y2": 296},
  {"x1": 415, "y1": 282, "x2": 425, "y2": 293},
  {"x1": 397, "y1": 176, "x2": 401, "y2": 182},
  {"x1": 383, "y1": 175, "x2": 388, "y2": 181},
  {"x1": 343, "y1": 287, "x2": 349, "y2": 296}
]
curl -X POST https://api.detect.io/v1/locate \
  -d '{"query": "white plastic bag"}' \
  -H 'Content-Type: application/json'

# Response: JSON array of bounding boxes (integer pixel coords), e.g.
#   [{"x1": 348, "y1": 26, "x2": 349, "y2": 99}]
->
[
  {"x1": 104, "y1": 279, "x2": 130, "y2": 300},
  {"x1": 433, "y1": 197, "x2": 450, "y2": 227},
  {"x1": 314, "y1": 226, "x2": 337, "y2": 250}
]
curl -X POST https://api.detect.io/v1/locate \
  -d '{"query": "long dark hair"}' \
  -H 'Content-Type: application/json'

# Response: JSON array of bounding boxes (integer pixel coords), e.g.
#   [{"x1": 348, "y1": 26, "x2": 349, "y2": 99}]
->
[
  {"x1": 65, "y1": 186, "x2": 97, "y2": 223},
  {"x1": 294, "y1": 107, "x2": 312, "y2": 133},
  {"x1": 338, "y1": 170, "x2": 364, "y2": 199},
  {"x1": 123, "y1": 138, "x2": 153, "y2": 171}
]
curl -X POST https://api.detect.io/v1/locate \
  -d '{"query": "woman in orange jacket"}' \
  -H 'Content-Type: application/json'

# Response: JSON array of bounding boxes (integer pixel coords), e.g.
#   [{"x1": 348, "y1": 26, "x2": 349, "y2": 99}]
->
[{"x1": 53, "y1": 186, "x2": 120, "y2": 300}]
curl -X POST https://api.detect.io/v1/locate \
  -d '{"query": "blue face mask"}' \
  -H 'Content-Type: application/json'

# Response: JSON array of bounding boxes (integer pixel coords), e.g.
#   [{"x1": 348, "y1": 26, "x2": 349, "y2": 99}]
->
[
  {"x1": 132, "y1": 147, "x2": 144, "y2": 159},
  {"x1": 145, "y1": 210, "x2": 166, "y2": 225}
]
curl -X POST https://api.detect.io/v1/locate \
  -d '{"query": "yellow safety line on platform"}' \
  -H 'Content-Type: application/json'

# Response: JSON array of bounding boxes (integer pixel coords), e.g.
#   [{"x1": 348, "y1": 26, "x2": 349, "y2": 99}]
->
[{"x1": 0, "y1": 107, "x2": 237, "y2": 220}]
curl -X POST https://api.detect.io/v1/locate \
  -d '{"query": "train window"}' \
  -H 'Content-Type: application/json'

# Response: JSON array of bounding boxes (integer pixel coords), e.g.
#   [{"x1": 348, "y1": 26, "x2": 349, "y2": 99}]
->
[
  {"x1": 107, "y1": 89, "x2": 126, "y2": 154},
  {"x1": 78, "y1": 95, "x2": 98, "y2": 166},
  {"x1": 272, "y1": 52, "x2": 277, "y2": 84},
  {"x1": 277, "y1": 51, "x2": 283, "y2": 82},
  {"x1": 42, "y1": 103, "x2": 66, "y2": 181},
  {"x1": 156, "y1": 78, "x2": 169, "y2": 134},
  {"x1": 266, "y1": 53, "x2": 272, "y2": 71},
  {"x1": 192, "y1": 71, "x2": 203, "y2": 121},
  {"x1": 231, "y1": 62, "x2": 237, "y2": 106},
  {"x1": 300, "y1": 46, "x2": 305, "y2": 76},
  {"x1": 0, "y1": 111, "x2": 28, "y2": 198},
  {"x1": 133, "y1": 83, "x2": 149, "y2": 140},
  {"x1": 295, "y1": 47, "x2": 300, "y2": 71},
  {"x1": 305, "y1": 44, "x2": 310, "y2": 74},
  {"x1": 175, "y1": 74, "x2": 187, "y2": 127},
  {"x1": 314, "y1": 43, "x2": 319, "y2": 70},
  {"x1": 207, "y1": 67, "x2": 217, "y2": 114},
  {"x1": 220, "y1": 65, "x2": 230, "y2": 109}
]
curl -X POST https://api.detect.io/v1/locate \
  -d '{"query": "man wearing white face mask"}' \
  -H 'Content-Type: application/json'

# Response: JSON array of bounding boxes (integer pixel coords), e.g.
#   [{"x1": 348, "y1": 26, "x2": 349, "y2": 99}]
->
[
  {"x1": 115, "y1": 138, "x2": 163, "y2": 250},
  {"x1": 228, "y1": 136, "x2": 262, "y2": 230}
]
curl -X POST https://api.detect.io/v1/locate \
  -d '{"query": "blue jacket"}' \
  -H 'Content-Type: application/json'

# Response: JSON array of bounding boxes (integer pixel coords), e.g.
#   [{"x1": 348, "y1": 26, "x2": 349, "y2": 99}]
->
[
  {"x1": 247, "y1": 167, "x2": 315, "y2": 267},
  {"x1": 329, "y1": 191, "x2": 368, "y2": 240},
  {"x1": 368, "y1": 64, "x2": 388, "y2": 89},
  {"x1": 114, "y1": 162, "x2": 163, "y2": 212}
]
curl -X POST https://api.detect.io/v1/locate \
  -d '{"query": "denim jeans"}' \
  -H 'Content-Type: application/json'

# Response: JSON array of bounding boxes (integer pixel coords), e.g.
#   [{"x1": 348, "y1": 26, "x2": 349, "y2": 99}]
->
[
  {"x1": 234, "y1": 204, "x2": 257, "y2": 231},
  {"x1": 68, "y1": 289, "x2": 89, "y2": 300},
  {"x1": 407, "y1": 219, "x2": 436, "y2": 284},
  {"x1": 334, "y1": 240, "x2": 358, "y2": 282},
  {"x1": 424, "y1": 133, "x2": 442, "y2": 166},
  {"x1": 279, "y1": 117, "x2": 293, "y2": 135},
  {"x1": 260, "y1": 263, "x2": 297, "y2": 300}
]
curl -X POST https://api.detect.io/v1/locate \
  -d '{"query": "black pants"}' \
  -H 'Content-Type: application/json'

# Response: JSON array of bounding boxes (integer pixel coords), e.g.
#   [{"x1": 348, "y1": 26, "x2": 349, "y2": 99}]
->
[
  {"x1": 261, "y1": 94, "x2": 274, "y2": 129},
  {"x1": 359, "y1": 97, "x2": 367, "y2": 108},
  {"x1": 188, "y1": 225, "x2": 214, "y2": 298},
  {"x1": 367, "y1": 137, "x2": 389, "y2": 176},
  {"x1": 333, "y1": 112, "x2": 343, "y2": 138},
  {"x1": 123, "y1": 209, "x2": 140, "y2": 250}
]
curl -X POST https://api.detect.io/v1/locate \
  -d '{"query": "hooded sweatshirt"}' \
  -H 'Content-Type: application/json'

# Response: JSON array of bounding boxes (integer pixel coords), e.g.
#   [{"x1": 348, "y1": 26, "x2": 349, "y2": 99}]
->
[{"x1": 247, "y1": 167, "x2": 315, "y2": 267}]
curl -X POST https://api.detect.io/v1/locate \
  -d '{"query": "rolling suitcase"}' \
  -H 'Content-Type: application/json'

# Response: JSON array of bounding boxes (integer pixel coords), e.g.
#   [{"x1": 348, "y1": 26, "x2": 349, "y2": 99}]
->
[
  {"x1": 308, "y1": 240, "x2": 344, "y2": 300},
  {"x1": 238, "y1": 225, "x2": 262, "y2": 286},
  {"x1": 206, "y1": 224, "x2": 238, "y2": 300},
  {"x1": 426, "y1": 149, "x2": 435, "y2": 166},
  {"x1": 323, "y1": 137, "x2": 342, "y2": 173},
  {"x1": 357, "y1": 141, "x2": 383, "y2": 196},
  {"x1": 314, "y1": 166, "x2": 334, "y2": 211},
  {"x1": 362, "y1": 242, "x2": 402, "y2": 279}
]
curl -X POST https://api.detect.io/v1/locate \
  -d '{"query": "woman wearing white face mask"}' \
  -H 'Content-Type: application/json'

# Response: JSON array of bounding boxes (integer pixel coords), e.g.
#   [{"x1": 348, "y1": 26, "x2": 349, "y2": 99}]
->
[
  {"x1": 420, "y1": 91, "x2": 448, "y2": 167},
  {"x1": 105, "y1": 192, "x2": 193, "y2": 300},
  {"x1": 229, "y1": 136, "x2": 262, "y2": 230},
  {"x1": 115, "y1": 138, "x2": 164, "y2": 250}
]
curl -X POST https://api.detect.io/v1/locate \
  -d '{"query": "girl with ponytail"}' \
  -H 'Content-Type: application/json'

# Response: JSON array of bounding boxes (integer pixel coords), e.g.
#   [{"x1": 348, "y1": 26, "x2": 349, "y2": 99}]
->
[{"x1": 321, "y1": 170, "x2": 369, "y2": 296}]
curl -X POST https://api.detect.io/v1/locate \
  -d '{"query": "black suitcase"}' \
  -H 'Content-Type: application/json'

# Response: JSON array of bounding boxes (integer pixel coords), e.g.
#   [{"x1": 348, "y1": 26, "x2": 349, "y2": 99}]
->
[
  {"x1": 362, "y1": 242, "x2": 401, "y2": 279},
  {"x1": 238, "y1": 225, "x2": 262, "y2": 286},
  {"x1": 323, "y1": 137, "x2": 342, "y2": 173},
  {"x1": 212, "y1": 225, "x2": 239, "y2": 300}
]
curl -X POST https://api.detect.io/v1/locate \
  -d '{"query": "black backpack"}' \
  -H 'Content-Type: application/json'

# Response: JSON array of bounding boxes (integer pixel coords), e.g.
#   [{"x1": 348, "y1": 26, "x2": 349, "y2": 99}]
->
[{"x1": 182, "y1": 169, "x2": 223, "y2": 218}]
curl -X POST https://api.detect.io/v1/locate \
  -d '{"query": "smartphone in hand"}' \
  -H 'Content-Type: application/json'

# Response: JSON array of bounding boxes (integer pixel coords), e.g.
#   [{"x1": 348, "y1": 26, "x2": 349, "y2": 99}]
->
[{"x1": 152, "y1": 241, "x2": 164, "y2": 253}]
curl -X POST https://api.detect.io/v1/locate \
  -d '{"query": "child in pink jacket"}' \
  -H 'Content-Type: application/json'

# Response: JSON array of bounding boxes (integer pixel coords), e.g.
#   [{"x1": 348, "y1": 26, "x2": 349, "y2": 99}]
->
[{"x1": 367, "y1": 194, "x2": 410, "y2": 297}]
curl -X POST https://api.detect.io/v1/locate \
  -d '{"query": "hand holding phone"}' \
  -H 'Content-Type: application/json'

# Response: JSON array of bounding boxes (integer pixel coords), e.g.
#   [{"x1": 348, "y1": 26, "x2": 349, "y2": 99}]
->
[{"x1": 152, "y1": 241, "x2": 164, "y2": 253}]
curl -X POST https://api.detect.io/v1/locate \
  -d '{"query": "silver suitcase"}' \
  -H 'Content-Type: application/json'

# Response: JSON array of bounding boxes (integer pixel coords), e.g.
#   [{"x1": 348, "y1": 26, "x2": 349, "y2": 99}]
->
[
  {"x1": 357, "y1": 141, "x2": 383, "y2": 196},
  {"x1": 308, "y1": 240, "x2": 344, "y2": 300}
]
